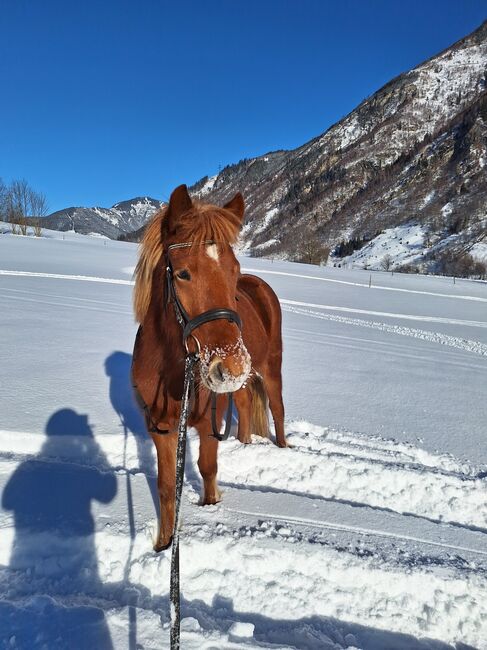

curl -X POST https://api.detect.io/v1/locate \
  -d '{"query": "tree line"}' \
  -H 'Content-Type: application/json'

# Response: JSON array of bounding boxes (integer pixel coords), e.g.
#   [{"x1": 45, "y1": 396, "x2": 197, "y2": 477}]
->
[{"x1": 0, "y1": 178, "x2": 49, "y2": 235}]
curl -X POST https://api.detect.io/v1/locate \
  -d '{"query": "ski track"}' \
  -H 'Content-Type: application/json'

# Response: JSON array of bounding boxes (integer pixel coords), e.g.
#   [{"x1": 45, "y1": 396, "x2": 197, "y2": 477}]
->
[
  {"x1": 0, "y1": 269, "x2": 133, "y2": 286},
  {"x1": 241, "y1": 267, "x2": 487, "y2": 303},
  {"x1": 2, "y1": 270, "x2": 487, "y2": 357},
  {"x1": 282, "y1": 304, "x2": 487, "y2": 356},
  {"x1": 1, "y1": 421, "x2": 486, "y2": 536},
  {"x1": 2, "y1": 267, "x2": 487, "y2": 311},
  {"x1": 222, "y1": 505, "x2": 487, "y2": 560},
  {"x1": 281, "y1": 298, "x2": 487, "y2": 328}
]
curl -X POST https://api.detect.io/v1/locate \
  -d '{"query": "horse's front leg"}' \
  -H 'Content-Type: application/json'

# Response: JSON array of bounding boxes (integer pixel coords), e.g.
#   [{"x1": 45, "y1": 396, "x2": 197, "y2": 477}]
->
[
  {"x1": 151, "y1": 431, "x2": 177, "y2": 551},
  {"x1": 197, "y1": 427, "x2": 221, "y2": 505}
]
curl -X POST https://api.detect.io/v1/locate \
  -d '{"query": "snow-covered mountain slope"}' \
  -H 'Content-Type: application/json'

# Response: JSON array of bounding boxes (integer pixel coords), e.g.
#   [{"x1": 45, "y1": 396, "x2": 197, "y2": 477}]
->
[
  {"x1": 32, "y1": 197, "x2": 163, "y2": 240},
  {"x1": 190, "y1": 21, "x2": 487, "y2": 274},
  {"x1": 1, "y1": 231, "x2": 486, "y2": 649},
  {"x1": 338, "y1": 224, "x2": 428, "y2": 270}
]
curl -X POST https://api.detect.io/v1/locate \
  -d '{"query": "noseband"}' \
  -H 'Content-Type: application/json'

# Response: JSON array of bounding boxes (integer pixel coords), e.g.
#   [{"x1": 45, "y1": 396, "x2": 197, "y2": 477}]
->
[{"x1": 165, "y1": 240, "x2": 242, "y2": 440}]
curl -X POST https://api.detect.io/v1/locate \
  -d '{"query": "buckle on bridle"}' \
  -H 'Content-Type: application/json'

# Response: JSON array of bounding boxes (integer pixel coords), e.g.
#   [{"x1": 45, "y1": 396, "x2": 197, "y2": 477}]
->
[{"x1": 184, "y1": 333, "x2": 201, "y2": 357}]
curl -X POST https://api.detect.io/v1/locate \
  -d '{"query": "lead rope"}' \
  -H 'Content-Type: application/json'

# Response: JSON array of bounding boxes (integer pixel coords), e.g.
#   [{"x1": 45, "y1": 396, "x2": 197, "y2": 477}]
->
[{"x1": 170, "y1": 351, "x2": 199, "y2": 650}]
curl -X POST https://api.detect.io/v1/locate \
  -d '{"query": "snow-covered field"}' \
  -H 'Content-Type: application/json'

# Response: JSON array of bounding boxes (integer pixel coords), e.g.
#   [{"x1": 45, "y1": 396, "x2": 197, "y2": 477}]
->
[{"x1": 1, "y1": 229, "x2": 486, "y2": 649}]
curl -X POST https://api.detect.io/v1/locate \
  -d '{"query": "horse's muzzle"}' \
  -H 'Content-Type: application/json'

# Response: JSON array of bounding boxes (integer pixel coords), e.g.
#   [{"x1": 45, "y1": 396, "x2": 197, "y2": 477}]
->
[{"x1": 201, "y1": 340, "x2": 251, "y2": 393}]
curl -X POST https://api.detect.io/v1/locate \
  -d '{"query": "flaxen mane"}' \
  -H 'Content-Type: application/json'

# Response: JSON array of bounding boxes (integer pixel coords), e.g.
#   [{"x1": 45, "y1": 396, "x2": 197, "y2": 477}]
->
[{"x1": 133, "y1": 203, "x2": 241, "y2": 323}]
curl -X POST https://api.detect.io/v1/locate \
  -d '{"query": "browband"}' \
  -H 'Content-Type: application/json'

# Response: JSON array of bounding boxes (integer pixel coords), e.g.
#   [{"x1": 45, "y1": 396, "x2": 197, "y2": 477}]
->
[{"x1": 167, "y1": 240, "x2": 215, "y2": 251}]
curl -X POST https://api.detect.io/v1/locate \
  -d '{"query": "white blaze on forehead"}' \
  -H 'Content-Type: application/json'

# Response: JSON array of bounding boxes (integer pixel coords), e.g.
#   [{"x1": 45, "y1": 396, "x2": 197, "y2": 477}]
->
[{"x1": 206, "y1": 243, "x2": 219, "y2": 261}]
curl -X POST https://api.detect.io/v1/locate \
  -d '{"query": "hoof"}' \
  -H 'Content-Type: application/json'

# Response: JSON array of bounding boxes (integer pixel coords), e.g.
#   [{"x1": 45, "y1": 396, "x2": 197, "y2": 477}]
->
[
  {"x1": 276, "y1": 439, "x2": 292, "y2": 448},
  {"x1": 238, "y1": 434, "x2": 252, "y2": 444},
  {"x1": 154, "y1": 536, "x2": 173, "y2": 553},
  {"x1": 201, "y1": 491, "x2": 222, "y2": 506}
]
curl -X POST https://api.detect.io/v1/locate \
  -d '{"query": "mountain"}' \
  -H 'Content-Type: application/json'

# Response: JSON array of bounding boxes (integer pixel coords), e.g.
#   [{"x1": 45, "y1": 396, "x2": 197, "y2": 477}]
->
[
  {"x1": 34, "y1": 197, "x2": 163, "y2": 239},
  {"x1": 188, "y1": 21, "x2": 487, "y2": 275},
  {"x1": 32, "y1": 22, "x2": 486, "y2": 276}
]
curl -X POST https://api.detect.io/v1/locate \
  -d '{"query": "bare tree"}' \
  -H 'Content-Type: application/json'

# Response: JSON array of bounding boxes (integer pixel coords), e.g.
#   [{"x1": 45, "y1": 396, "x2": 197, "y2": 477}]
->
[
  {"x1": 29, "y1": 188, "x2": 48, "y2": 218},
  {"x1": 0, "y1": 178, "x2": 8, "y2": 222},
  {"x1": 32, "y1": 220, "x2": 43, "y2": 237},
  {"x1": 29, "y1": 188, "x2": 48, "y2": 237},
  {"x1": 5, "y1": 179, "x2": 48, "y2": 235},
  {"x1": 297, "y1": 234, "x2": 331, "y2": 266},
  {"x1": 7, "y1": 179, "x2": 30, "y2": 234},
  {"x1": 381, "y1": 254, "x2": 393, "y2": 271},
  {"x1": 7, "y1": 179, "x2": 30, "y2": 215}
]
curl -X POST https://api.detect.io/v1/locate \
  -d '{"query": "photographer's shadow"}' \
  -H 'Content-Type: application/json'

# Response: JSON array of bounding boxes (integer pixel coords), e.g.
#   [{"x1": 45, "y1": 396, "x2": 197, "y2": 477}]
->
[{"x1": 1, "y1": 409, "x2": 116, "y2": 649}]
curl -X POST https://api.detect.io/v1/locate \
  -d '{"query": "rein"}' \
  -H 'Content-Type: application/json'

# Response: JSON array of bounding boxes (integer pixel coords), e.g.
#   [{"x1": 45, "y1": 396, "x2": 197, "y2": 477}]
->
[
  {"x1": 165, "y1": 239, "x2": 243, "y2": 649},
  {"x1": 170, "y1": 351, "x2": 198, "y2": 650}
]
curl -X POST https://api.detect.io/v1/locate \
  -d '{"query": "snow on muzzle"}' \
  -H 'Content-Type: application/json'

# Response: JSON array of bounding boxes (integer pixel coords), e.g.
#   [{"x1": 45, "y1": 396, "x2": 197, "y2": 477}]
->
[{"x1": 199, "y1": 338, "x2": 251, "y2": 393}]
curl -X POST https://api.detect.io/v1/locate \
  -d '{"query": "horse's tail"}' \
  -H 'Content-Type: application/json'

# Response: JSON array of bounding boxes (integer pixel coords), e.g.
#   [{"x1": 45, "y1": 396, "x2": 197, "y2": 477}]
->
[{"x1": 249, "y1": 374, "x2": 270, "y2": 438}]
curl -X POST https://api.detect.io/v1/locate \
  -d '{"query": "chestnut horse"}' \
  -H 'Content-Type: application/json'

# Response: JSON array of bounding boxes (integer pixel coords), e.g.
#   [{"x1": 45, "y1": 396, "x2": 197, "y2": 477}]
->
[{"x1": 131, "y1": 184, "x2": 286, "y2": 551}]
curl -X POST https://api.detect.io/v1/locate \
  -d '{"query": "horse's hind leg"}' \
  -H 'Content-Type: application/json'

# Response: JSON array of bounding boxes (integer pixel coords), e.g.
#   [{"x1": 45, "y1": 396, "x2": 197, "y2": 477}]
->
[
  {"x1": 151, "y1": 432, "x2": 177, "y2": 551},
  {"x1": 263, "y1": 363, "x2": 287, "y2": 447},
  {"x1": 233, "y1": 386, "x2": 252, "y2": 444},
  {"x1": 197, "y1": 429, "x2": 221, "y2": 505}
]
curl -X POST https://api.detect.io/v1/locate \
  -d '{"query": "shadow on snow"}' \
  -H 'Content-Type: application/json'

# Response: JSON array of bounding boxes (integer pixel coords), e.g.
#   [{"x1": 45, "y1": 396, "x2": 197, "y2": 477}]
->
[
  {"x1": 1, "y1": 408, "x2": 116, "y2": 649},
  {"x1": 177, "y1": 593, "x2": 474, "y2": 650}
]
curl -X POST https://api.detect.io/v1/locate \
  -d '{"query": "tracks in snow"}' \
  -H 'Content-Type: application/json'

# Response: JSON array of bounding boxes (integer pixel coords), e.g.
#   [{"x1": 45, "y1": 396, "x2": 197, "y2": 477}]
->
[
  {"x1": 241, "y1": 266, "x2": 487, "y2": 302},
  {"x1": 1, "y1": 422, "x2": 486, "y2": 566},
  {"x1": 2, "y1": 269, "x2": 487, "y2": 358},
  {"x1": 1, "y1": 423, "x2": 487, "y2": 648},
  {"x1": 2, "y1": 266, "x2": 487, "y2": 303},
  {"x1": 282, "y1": 304, "x2": 487, "y2": 356}
]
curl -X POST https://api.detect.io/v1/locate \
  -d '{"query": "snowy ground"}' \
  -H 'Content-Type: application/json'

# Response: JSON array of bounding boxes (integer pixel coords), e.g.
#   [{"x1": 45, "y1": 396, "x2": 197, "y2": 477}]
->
[{"x1": 0, "y1": 229, "x2": 486, "y2": 649}]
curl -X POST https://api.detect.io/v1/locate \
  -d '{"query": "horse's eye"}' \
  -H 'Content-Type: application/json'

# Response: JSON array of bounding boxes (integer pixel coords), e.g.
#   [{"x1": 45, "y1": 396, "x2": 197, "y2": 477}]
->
[{"x1": 176, "y1": 270, "x2": 191, "y2": 281}]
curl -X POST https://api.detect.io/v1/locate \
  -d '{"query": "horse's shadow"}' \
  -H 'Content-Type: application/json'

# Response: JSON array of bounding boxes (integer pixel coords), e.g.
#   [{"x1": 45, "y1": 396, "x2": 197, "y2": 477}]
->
[
  {"x1": 104, "y1": 351, "x2": 202, "y2": 505},
  {"x1": 105, "y1": 351, "x2": 160, "y2": 511}
]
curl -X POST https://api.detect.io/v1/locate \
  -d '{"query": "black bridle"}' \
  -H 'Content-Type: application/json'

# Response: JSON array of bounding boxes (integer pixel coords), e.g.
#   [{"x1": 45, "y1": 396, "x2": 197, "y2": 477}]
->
[{"x1": 165, "y1": 240, "x2": 242, "y2": 441}]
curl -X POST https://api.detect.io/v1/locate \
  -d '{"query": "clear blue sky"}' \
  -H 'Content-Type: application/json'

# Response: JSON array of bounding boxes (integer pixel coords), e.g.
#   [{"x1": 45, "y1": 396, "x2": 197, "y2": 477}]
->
[{"x1": 1, "y1": 1, "x2": 485, "y2": 212}]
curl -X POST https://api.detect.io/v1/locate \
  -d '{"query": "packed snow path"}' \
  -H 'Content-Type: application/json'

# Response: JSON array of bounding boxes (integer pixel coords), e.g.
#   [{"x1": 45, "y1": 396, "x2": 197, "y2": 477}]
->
[{"x1": 0, "y1": 231, "x2": 486, "y2": 649}]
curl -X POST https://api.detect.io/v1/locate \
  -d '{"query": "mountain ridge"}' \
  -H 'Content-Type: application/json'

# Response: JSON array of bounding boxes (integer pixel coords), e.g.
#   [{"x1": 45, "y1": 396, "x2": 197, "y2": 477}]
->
[{"x1": 32, "y1": 196, "x2": 163, "y2": 239}]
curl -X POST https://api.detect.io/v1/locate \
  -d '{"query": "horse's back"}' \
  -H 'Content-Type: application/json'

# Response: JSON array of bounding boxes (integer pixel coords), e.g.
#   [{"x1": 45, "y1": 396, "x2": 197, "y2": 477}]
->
[{"x1": 237, "y1": 273, "x2": 282, "y2": 347}]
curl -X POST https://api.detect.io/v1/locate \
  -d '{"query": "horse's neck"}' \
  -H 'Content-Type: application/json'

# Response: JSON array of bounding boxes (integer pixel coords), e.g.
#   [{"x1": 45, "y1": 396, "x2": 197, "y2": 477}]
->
[{"x1": 145, "y1": 301, "x2": 184, "y2": 373}]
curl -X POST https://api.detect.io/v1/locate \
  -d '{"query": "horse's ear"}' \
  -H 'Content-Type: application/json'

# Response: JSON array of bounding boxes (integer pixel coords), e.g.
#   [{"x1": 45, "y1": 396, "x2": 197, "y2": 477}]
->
[
  {"x1": 224, "y1": 192, "x2": 245, "y2": 224},
  {"x1": 166, "y1": 184, "x2": 193, "y2": 233}
]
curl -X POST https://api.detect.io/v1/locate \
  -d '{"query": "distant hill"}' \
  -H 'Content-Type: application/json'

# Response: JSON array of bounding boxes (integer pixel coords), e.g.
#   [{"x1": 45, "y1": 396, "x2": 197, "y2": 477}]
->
[{"x1": 33, "y1": 197, "x2": 163, "y2": 240}]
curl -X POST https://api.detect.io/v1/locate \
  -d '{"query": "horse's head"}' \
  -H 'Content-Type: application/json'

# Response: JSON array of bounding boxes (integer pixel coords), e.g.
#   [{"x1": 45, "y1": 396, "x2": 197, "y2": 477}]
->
[{"x1": 162, "y1": 184, "x2": 251, "y2": 393}]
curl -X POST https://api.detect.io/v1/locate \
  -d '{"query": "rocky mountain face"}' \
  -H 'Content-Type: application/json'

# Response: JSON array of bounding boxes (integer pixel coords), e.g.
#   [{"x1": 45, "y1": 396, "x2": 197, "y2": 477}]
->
[
  {"x1": 35, "y1": 197, "x2": 162, "y2": 239},
  {"x1": 189, "y1": 21, "x2": 487, "y2": 274}
]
